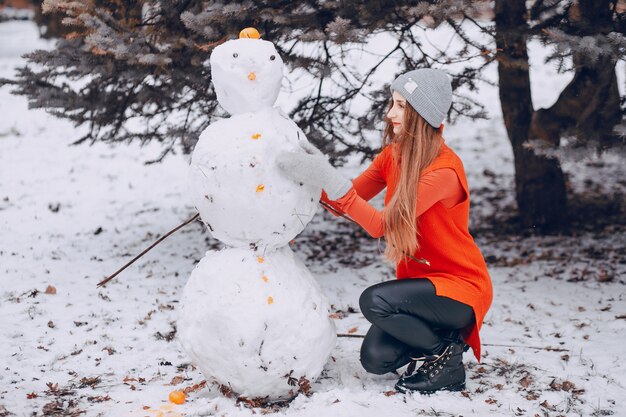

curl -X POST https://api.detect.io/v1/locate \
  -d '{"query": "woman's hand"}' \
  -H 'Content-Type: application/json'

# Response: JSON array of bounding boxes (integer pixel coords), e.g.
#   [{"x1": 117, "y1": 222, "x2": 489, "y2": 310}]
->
[{"x1": 275, "y1": 141, "x2": 352, "y2": 200}]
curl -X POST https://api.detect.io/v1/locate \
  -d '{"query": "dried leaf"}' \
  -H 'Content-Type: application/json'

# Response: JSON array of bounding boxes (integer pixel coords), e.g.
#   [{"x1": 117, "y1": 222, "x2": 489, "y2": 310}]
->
[
  {"x1": 518, "y1": 374, "x2": 533, "y2": 388},
  {"x1": 170, "y1": 375, "x2": 185, "y2": 386},
  {"x1": 87, "y1": 395, "x2": 111, "y2": 403},
  {"x1": 45, "y1": 382, "x2": 59, "y2": 394},
  {"x1": 44, "y1": 285, "x2": 57, "y2": 295},
  {"x1": 79, "y1": 376, "x2": 101, "y2": 388},
  {"x1": 101, "y1": 346, "x2": 115, "y2": 355},
  {"x1": 217, "y1": 383, "x2": 233, "y2": 398},
  {"x1": 297, "y1": 376, "x2": 311, "y2": 396},
  {"x1": 526, "y1": 392, "x2": 539, "y2": 400},
  {"x1": 183, "y1": 380, "x2": 207, "y2": 394}
]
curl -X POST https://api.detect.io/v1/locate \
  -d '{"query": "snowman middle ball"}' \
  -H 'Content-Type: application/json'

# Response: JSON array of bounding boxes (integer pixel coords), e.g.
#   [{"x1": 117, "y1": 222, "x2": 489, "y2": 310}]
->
[
  {"x1": 177, "y1": 246, "x2": 337, "y2": 399},
  {"x1": 189, "y1": 108, "x2": 321, "y2": 250}
]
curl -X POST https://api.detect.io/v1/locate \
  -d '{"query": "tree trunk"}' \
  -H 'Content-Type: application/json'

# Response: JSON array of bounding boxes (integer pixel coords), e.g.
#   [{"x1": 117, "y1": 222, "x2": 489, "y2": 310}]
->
[
  {"x1": 531, "y1": 0, "x2": 621, "y2": 150},
  {"x1": 531, "y1": 53, "x2": 621, "y2": 148},
  {"x1": 495, "y1": 0, "x2": 567, "y2": 230}
]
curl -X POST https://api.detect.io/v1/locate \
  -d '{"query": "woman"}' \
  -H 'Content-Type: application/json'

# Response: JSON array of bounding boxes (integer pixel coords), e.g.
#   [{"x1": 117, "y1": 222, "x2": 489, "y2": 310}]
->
[{"x1": 276, "y1": 68, "x2": 492, "y2": 394}]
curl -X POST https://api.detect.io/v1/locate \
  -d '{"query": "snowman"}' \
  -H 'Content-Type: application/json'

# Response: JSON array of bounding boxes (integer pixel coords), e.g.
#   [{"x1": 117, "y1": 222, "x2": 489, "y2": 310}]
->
[{"x1": 177, "y1": 28, "x2": 336, "y2": 400}]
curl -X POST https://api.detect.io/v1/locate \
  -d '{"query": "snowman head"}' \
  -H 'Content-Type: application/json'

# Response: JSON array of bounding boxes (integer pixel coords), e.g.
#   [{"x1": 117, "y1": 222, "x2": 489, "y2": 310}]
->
[{"x1": 210, "y1": 28, "x2": 284, "y2": 115}]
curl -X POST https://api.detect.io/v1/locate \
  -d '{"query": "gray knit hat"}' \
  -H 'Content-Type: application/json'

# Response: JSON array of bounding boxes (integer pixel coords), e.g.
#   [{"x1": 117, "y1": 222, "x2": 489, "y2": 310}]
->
[{"x1": 390, "y1": 68, "x2": 452, "y2": 128}]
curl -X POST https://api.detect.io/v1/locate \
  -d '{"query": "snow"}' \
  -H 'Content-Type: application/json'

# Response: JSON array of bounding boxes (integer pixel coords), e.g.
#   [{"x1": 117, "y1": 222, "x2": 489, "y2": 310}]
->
[
  {"x1": 178, "y1": 246, "x2": 336, "y2": 399},
  {"x1": 189, "y1": 109, "x2": 320, "y2": 250},
  {"x1": 210, "y1": 38, "x2": 284, "y2": 115},
  {"x1": 184, "y1": 37, "x2": 334, "y2": 400},
  {"x1": 1, "y1": 20, "x2": 625, "y2": 417}
]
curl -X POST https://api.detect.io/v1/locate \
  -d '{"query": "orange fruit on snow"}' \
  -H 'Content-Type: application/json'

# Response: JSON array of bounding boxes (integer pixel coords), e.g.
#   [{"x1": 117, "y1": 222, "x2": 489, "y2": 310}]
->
[
  {"x1": 256, "y1": 184, "x2": 265, "y2": 192},
  {"x1": 261, "y1": 275, "x2": 269, "y2": 283},
  {"x1": 257, "y1": 256, "x2": 265, "y2": 263},
  {"x1": 267, "y1": 296, "x2": 274, "y2": 304},
  {"x1": 168, "y1": 390, "x2": 186, "y2": 404},
  {"x1": 251, "y1": 133, "x2": 261, "y2": 140},
  {"x1": 248, "y1": 72, "x2": 256, "y2": 81},
  {"x1": 239, "y1": 27, "x2": 261, "y2": 39}
]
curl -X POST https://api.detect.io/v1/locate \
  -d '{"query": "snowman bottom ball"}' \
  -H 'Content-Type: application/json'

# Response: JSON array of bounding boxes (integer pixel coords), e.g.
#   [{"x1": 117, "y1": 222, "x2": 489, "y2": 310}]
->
[{"x1": 177, "y1": 246, "x2": 336, "y2": 399}]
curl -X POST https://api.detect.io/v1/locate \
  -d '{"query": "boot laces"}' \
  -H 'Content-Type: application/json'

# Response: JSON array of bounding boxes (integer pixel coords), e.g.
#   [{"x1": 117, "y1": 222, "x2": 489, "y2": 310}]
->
[
  {"x1": 403, "y1": 345, "x2": 452, "y2": 378},
  {"x1": 417, "y1": 344, "x2": 453, "y2": 377}
]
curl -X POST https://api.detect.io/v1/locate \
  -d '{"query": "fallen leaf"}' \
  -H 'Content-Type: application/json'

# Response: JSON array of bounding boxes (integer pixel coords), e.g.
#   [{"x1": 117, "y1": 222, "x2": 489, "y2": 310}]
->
[
  {"x1": 87, "y1": 395, "x2": 111, "y2": 403},
  {"x1": 79, "y1": 376, "x2": 101, "y2": 388},
  {"x1": 170, "y1": 375, "x2": 185, "y2": 386},
  {"x1": 518, "y1": 374, "x2": 532, "y2": 388},
  {"x1": 526, "y1": 392, "x2": 539, "y2": 400},
  {"x1": 183, "y1": 380, "x2": 207, "y2": 394},
  {"x1": 44, "y1": 285, "x2": 56, "y2": 295},
  {"x1": 347, "y1": 327, "x2": 358, "y2": 334},
  {"x1": 101, "y1": 346, "x2": 115, "y2": 355}
]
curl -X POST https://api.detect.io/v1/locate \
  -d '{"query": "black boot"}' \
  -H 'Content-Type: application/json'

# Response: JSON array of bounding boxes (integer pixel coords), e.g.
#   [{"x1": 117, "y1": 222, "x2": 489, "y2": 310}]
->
[{"x1": 394, "y1": 341, "x2": 466, "y2": 394}]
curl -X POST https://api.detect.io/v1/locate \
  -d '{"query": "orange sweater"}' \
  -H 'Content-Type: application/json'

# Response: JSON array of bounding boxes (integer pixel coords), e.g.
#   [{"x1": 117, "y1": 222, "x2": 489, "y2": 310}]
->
[{"x1": 321, "y1": 142, "x2": 493, "y2": 362}]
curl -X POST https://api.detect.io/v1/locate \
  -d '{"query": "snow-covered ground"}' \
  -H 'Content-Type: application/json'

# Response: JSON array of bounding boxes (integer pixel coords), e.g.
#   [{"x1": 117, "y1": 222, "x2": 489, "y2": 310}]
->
[{"x1": 1, "y1": 20, "x2": 625, "y2": 417}]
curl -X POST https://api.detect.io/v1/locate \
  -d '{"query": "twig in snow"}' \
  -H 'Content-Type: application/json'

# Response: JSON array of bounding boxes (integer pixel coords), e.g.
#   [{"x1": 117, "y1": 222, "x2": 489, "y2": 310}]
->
[
  {"x1": 97, "y1": 213, "x2": 200, "y2": 288},
  {"x1": 336, "y1": 333, "x2": 365, "y2": 338},
  {"x1": 336, "y1": 334, "x2": 570, "y2": 352}
]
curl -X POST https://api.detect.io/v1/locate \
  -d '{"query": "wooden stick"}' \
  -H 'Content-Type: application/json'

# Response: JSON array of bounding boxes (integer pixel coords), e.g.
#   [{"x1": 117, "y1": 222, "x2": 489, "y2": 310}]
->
[
  {"x1": 336, "y1": 333, "x2": 366, "y2": 338},
  {"x1": 97, "y1": 213, "x2": 200, "y2": 288},
  {"x1": 337, "y1": 334, "x2": 569, "y2": 352}
]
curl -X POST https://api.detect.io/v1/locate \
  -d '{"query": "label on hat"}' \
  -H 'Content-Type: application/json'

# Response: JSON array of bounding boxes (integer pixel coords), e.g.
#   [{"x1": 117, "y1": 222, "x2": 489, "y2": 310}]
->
[{"x1": 404, "y1": 78, "x2": 418, "y2": 94}]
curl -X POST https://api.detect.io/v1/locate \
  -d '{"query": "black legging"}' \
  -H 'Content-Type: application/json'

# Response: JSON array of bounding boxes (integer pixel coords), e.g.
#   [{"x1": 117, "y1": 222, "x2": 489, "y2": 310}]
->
[{"x1": 359, "y1": 278, "x2": 475, "y2": 375}]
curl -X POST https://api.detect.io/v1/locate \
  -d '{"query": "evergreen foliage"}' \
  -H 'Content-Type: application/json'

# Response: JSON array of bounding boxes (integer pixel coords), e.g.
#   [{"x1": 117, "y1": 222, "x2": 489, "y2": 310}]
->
[
  {"x1": 0, "y1": 0, "x2": 495, "y2": 162},
  {"x1": 0, "y1": 1, "x2": 624, "y2": 230}
]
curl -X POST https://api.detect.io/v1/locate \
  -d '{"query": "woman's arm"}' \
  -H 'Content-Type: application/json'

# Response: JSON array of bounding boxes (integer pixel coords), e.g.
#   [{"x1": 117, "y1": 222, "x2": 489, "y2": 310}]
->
[
  {"x1": 332, "y1": 168, "x2": 465, "y2": 238},
  {"x1": 320, "y1": 149, "x2": 388, "y2": 216}
]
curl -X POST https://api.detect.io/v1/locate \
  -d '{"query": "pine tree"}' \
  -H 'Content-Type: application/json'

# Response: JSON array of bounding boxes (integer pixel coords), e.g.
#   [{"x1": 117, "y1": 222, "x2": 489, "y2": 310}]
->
[
  {"x1": 494, "y1": 0, "x2": 625, "y2": 230},
  {"x1": 1, "y1": 0, "x2": 624, "y2": 230},
  {"x1": 0, "y1": 0, "x2": 492, "y2": 162}
]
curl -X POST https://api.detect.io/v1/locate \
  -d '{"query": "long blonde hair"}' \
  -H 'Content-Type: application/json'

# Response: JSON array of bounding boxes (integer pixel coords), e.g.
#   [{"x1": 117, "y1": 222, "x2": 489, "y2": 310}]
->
[{"x1": 382, "y1": 102, "x2": 443, "y2": 264}]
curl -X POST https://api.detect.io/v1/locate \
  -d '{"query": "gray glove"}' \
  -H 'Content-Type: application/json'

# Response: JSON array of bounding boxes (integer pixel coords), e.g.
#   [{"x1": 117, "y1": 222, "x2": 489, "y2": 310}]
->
[{"x1": 275, "y1": 141, "x2": 352, "y2": 200}]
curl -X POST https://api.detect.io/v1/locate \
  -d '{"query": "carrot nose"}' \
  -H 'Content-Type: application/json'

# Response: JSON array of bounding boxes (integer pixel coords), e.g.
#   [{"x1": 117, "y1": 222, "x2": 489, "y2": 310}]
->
[{"x1": 248, "y1": 72, "x2": 256, "y2": 81}]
